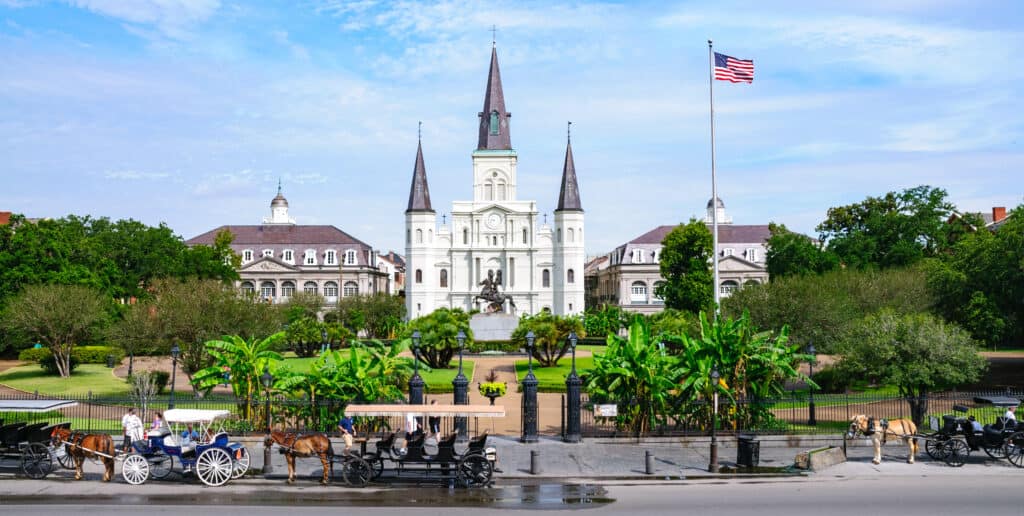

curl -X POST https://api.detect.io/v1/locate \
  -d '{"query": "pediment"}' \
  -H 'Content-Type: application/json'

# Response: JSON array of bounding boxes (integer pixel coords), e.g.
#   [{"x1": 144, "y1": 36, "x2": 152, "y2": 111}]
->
[
  {"x1": 240, "y1": 257, "x2": 299, "y2": 273},
  {"x1": 718, "y1": 255, "x2": 764, "y2": 272}
]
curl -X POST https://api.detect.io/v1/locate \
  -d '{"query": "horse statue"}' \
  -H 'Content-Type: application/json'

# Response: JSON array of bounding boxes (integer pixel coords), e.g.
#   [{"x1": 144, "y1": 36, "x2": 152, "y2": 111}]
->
[
  {"x1": 50, "y1": 427, "x2": 115, "y2": 481},
  {"x1": 264, "y1": 431, "x2": 334, "y2": 485},
  {"x1": 474, "y1": 269, "x2": 515, "y2": 313},
  {"x1": 846, "y1": 414, "x2": 918, "y2": 464}
]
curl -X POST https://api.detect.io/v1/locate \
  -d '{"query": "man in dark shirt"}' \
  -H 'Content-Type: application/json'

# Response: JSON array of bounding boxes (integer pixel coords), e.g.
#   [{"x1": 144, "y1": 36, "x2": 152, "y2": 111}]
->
[{"x1": 338, "y1": 414, "x2": 355, "y2": 455}]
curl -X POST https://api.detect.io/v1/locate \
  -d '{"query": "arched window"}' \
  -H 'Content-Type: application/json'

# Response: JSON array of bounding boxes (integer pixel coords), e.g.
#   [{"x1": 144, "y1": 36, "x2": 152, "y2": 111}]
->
[
  {"x1": 557, "y1": 228, "x2": 562, "y2": 243},
  {"x1": 489, "y1": 110, "x2": 499, "y2": 135},
  {"x1": 343, "y1": 281, "x2": 358, "y2": 296},
  {"x1": 463, "y1": 228, "x2": 469, "y2": 245},
  {"x1": 303, "y1": 281, "x2": 317, "y2": 294},
  {"x1": 344, "y1": 250, "x2": 357, "y2": 265},
  {"x1": 240, "y1": 281, "x2": 255, "y2": 295},
  {"x1": 630, "y1": 281, "x2": 648, "y2": 304},
  {"x1": 568, "y1": 228, "x2": 574, "y2": 242},
  {"x1": 415, "y1": 269, "x2": 423, "y2": 283},
  {"x1": 416, "y1": 229, "x2": 423, "y2": 243},
  {"x1": 406, "y1": 230, "x2": 411, "y2": 244},
  {"x1": 323, "y1": 281, "x2": 339, "y2": 298},
  {"x1": 542, "y1": 269, "x2": 551, "y2": 288},
  {"x1": 567, "y1": 269, "x2": 575, "y2": 284},
  {"x1": 720, "y1": 280, "x2": 739, "y2": 295},
  {"x1": 281, "y1": 281, "x2": 295, "y2": 298},
  {"x1": 522, "y1": 228, "x2": 528, "y2": 244},
  {"x1": 440, "y1": 269, "x2": 448, "y2": 288},
  {"x1": 492, "y1": 236, "x2": 498, "y2": 246},
  {"x1": 262, "y1": 249, "x2": 274, "y2": 258},
  {"x1": 260, "y1": 281, "x2": 276, "y2": 300}
]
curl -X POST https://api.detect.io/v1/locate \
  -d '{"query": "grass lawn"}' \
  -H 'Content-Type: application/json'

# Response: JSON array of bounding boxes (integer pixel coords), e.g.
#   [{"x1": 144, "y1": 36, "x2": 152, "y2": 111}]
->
[
  {"x1": 514, "y1": 357, "x2": 594, "y2": 392},
  {"x1": 0, "y1": 363, "x2": 130, "y2": 397},
  {"x1": 420, "y1": 360, "x2": 476, "y2": 394}
]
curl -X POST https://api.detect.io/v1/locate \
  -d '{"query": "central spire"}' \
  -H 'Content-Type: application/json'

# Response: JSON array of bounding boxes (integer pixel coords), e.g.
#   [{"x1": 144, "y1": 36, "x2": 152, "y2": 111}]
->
[{"x1": 477, "y1": 46, "x2": 512, "y2": 150}]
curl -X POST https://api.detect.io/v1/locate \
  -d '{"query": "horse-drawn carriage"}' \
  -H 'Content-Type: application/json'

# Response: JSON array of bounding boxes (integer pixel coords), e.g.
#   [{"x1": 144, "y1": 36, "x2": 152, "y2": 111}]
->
[
  {"x1": 120, "y1": 408, "x2": 250, "y2": 486},
  {"x1": 921, "y1": 396, "x2": 1023, "y2": 467},
  {"x1": 0, "y1": 399, "x2": 77, "y2": 479},
  {"x1": 347, "y1": 404, "x2": 500, "y2": 488}
]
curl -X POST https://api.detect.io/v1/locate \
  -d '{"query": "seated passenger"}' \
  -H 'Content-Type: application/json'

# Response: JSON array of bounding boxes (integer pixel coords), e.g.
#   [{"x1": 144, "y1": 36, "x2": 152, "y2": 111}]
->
[
  {"x1": 181, "y1": 423, "x2": 200, "y2": 448},
  {"x1": 968, "y1": 415, "x2": 982, "y2": 433}
]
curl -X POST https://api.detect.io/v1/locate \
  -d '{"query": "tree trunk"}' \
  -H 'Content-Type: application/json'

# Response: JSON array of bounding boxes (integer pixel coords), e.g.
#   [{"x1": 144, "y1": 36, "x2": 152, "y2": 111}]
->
[{"x1": 905, "y1": 389, "x2": 929, "y2": 428}]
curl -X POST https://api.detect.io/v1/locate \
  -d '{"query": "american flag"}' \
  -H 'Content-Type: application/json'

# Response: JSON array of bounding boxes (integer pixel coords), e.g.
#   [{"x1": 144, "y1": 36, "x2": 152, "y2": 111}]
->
[{"x1": 714, "y1": 52, "x2": 754, "y2": 83}]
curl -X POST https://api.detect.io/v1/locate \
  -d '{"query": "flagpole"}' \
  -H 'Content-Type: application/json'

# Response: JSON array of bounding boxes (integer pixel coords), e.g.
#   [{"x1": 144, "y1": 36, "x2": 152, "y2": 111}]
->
[{"x1": 708, "y1": 39, "x2": 721, "y2": 319}]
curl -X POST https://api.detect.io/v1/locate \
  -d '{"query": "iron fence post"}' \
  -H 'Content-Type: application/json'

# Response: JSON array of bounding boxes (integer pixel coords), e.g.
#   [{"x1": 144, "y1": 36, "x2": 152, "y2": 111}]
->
[{"x1": 521, "y1": 332, "x2": 538, "y2": 443}]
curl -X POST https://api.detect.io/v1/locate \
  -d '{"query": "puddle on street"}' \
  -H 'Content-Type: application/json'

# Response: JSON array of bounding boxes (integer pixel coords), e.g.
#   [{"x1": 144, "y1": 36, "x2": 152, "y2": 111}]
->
[{"x1": 718, "y1": 465, "x2": 800, "y2": 475}]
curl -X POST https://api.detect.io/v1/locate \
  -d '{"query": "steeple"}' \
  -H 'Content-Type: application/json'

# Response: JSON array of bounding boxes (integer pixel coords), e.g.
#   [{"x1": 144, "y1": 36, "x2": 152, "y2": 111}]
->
[
  {"x1": 555, "y1": 123, "x2": 583, "y2": 212},
  {"x1": 406, "y1": 135, "x2": 434, "y2": 213},
  {"x1": 477, "y1": 46, "x2": 512, "y2": 150}
]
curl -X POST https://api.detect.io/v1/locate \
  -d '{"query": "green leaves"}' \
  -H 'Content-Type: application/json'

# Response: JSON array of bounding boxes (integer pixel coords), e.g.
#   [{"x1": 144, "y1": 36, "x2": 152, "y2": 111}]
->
[
  {"x1": 404, "y1": 308, "x2": 473, "y2": 369},
  {"x1": 512, "y1": 312, "x2": 584, "y2": 367},
  {"x1": 656, "y1": 219, "x2": 714, "y2": 313}
]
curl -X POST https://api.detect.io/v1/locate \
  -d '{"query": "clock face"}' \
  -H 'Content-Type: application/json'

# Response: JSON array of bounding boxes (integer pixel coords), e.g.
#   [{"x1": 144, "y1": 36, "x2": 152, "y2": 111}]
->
[{"x1": 486, "y1": 213, "x2": 502, "y2": 230}]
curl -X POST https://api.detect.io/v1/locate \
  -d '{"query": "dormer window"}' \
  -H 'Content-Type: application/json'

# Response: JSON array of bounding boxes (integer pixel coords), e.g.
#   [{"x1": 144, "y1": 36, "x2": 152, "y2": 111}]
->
[
  {"x1": 262, "y1": 249, "x2": 274, "y2": 258},
  {"x1": 282, "y1": 249, "x2": 294, "y2": 264},
  {"x1": 631, "y1": 249, "x2": 644, "y2": 264},
  {"x1": 304, "y1": 249, "x2": 317, "y2": 265},
  {"x1": 746, "y1": 248, "x2": 759, "y2": 262},
  {"x1": 242, "y1": 249, "x2": 253, "y2": 262},
  {"x1": 325, "y1": 250, "x2": 337, "y2": 266},
  {"x1": 344, "y1": 250, "x2": 357, "y2": 265},
  {"x1": 489, "y1": 110, "x2": 500, "y2": 135},
  {"x1": 723, "y1": 248, "x2": 735, "y2": 257}
]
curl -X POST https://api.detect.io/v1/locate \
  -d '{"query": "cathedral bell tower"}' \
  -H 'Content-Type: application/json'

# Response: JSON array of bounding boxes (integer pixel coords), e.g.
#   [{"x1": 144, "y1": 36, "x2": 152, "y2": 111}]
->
[
  {"x1": 405, "y1": 133, "x2": 437, "y2": 319},
  {"x1": 472, "y1": 45, "x2": 517, "y2": 204}
]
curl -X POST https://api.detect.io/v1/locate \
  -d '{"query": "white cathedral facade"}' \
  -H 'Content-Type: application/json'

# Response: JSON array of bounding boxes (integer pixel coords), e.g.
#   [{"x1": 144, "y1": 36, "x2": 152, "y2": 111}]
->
[{"x1": 404, "y1": 46, "x2": 585, "y2": 319}]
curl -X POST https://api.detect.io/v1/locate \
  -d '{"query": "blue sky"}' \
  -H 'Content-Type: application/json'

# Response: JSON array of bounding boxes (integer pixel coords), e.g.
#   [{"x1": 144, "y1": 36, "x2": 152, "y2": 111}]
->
[{"x1": 1, "y1": 0, "x2": 1021, "y2": 256}]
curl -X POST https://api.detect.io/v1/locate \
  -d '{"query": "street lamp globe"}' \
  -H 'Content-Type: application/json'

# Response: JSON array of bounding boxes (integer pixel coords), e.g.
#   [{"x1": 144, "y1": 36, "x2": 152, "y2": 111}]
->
[
  {"x1": 261, "y1": 365, "x2": 273, "y2": 389},
  {"x1": 170, "y1": 344, "x2": 180, "y2": 360}
]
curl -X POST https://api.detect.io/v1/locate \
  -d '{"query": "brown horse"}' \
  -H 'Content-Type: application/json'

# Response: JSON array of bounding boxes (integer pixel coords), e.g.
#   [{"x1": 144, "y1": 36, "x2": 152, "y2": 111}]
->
[
  {"x1": 50, "y1": 427, "x2": 115, "y2": 481},
  {"x1": 847, "y1": 415, "x2": 919, "y2": 464},
  {"x1": 264, "y1": 431, "x2": 334, "y2": 485}
]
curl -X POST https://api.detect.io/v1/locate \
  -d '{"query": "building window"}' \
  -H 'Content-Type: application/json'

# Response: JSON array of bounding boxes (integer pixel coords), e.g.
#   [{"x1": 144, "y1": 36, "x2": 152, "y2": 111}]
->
[
  {"x1": 489, "y1": 110, "x2": 499, "y2": 135},
  {"x1": 406, "y1": 230, "x2": 411, "y2": 244},
  {"x1": 262, "y1": 249, "x2": 274, "y2": 258},
  {"x1": 652, "y1": 249, "x2": 660, "y2": 262},
  {"x1": 304, "y1": 249, "x2": 317, "y2": 265},
  {"x1": 463, "y1": 228, "x2": 469, "y2": 245},
  {"x1": 344, "y1": 250, "x2": 357, "y2": 265},
  {"x1": 746, "y1": 248, "x2": 759, "y2": 262},
  {"x1": 260, "y1": 281, "x2": 275, "y2": 300},
  {"x1": 416, "y1": 229, "x2": 423, "y2": 243},
  {"x1": 632, "y1": 249, "x2": 644, "y2": 264},
  {"x1": 283, "y1": 249, "x2": 294, "y2": 263},
  {"x1": 415, "y1": 269, "x2": 423, "y2": 283},
  {"x1": 323, "y1": 281, "x2": 338, "y2": 298},
  {"x1": 325, "y1": 250, "x2": 337, "y2": 266},
  {"x1": 568, "y1": 228, "x2": 574, "y2": 242},
  {"x1": 303, "y1": 281, "x2": 317, "y2": 294},
  {"x1": 723, "y1": 248, "x2": 734, "y2": 257},
  {"x1": 281, "y1": 281, "x2": 295, "y2": 298},
  {"x1": 522, "y1": 228, "x2": 528, "y2": 244},
  {"x1": 630, "y1": 281, "x2": 648, "y2": 304},
  {"x1": 498, "y1": 181, "x2": 506, "y2": 201},
  {"x1": 343, "y1": 281, "x2": 358, "y2": 297},
  {"x1": 439, "y1": 269, "x2": 448, "y2": 288},
  {"x1": 567, "y1": 269, "x2": 575, "y2": 284},
  {"x1": 720, "y1": 281, "x2": 739, "y2": 295},
  {"x1": 240, "y1": 281, "x2": 255, "y2": 295},
  {"x1": 485, "y1": 181, "x2": 493, "y2": 201},
  {"x1": 542, "y1": 269, "x2": 550, "y2": 288},
  {"x1": 242, "y1": 249, "x2": 254, "y2": 262},
  {"x1": 557, "y1": 228, "x2": 562, "y2": 243}
]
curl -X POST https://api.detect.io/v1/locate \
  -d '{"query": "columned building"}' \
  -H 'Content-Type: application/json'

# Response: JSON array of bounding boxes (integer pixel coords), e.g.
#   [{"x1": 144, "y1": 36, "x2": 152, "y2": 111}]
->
[
  {"x1": 585, "y1": 198, "x2": 770, "y2": 314},
  {"x1": 187, "y1": 187, "x2": 390, "y2": 306},
  {"x1": 404, "y1": 45, "x2": 585, "y2": 319}
]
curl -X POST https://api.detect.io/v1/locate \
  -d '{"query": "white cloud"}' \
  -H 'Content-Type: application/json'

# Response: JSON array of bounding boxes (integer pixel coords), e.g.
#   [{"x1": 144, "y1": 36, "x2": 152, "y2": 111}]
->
[
  {"x1": 104, "y1": 170, "x2": 170, "y2": 180},
  {"x1": 192, "y1": 169, "x2": 270, "y2": 196},
  {"x1": 271, "y1": 30, "x2": 310, "y2": 61},
  {"x1": 65, "y1": 0, "x2": 220, "y2": 40}
]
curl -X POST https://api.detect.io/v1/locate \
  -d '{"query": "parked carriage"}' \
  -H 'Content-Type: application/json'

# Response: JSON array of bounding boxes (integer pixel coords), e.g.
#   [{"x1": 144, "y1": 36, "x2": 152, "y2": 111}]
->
[
  {"x1": 922, "y1": 396, "x2": 1022, "y2": 467},
  {"x1": 347, "y1": 404, "x2": 500, "y2": 488},
  {"x1": 0, "y1": 400, "x2": 77, "y2": 479},
  {"x1": 121, "y1": 409, "x2": 250, "y2": 486}
]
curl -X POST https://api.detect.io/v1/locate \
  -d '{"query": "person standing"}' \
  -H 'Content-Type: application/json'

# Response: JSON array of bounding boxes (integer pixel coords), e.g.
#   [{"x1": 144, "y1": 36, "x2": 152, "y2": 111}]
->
[
  {"x1": 427, "y1": 400, "x2": 441, "y2": 436},
  {"x1": 338, "y1": 414, "x2": 356, "y2": 455},
  {"x1": 121, "y1": 408, "x2": 144, "y2": 451},
  {"x1": 1005, "y1": 405, "x2": 1017, "y2": 423}
]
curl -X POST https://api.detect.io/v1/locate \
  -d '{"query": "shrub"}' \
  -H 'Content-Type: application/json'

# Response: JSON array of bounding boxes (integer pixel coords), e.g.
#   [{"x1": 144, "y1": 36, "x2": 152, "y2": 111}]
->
[
  {"x1": 40, "y1": 354, "x2": 78, "y2": 375},
  {"x1": 152, "y1": 371, "x2": 171, "y2": 394},
  {"x1": 811, "y1": 366, "x2": 851, "y2": 394},
  {"x1": 466, "y1": 340, "x2": 520, "y2": 353},
  {"x1": 478, "y1": 382, "x2": 506, "y2": 397},
  {"x1": 18, "y1": 347, "x2": 51, "y2": 362},
  {"x1": 74, "y1": 346, "x2": 126, "y2": 364}
]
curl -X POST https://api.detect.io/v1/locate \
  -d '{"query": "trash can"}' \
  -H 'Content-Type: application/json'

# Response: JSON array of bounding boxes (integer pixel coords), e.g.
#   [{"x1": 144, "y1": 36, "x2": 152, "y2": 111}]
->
[
  {"x1": 736, "y1": 434, "x2": 760, "y2": 468},
  {"x1": 106, "y1": 354, "x2": 115, "y2": 368}
]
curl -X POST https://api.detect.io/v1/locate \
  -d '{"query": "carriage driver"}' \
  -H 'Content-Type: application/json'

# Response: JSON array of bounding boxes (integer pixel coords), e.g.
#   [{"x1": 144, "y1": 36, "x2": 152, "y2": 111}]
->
[{"x1": 338, "y1": 413, "x2": 355, "y2": 455}]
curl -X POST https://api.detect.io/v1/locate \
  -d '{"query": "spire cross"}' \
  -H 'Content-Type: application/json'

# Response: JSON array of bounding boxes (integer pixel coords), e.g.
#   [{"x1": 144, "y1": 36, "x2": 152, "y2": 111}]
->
[
  {"x1": 543, "y1": 213, "x2": 547, "y2": 225},
  {"x1": 418, "y1": 121, "x2": 422, "y2": 142},
  {"x1": 491, "y1": 25, "x2": 497, "y2": 46},
  {"x1": 567, "y1": 121, "x2": 572, "y2": 143},
  {"x1": 277, "y1": 178, "x2": 282, "y2": 194},
  {"x1": 442, "y1": 213, "x2": 447, "y2": 225}
]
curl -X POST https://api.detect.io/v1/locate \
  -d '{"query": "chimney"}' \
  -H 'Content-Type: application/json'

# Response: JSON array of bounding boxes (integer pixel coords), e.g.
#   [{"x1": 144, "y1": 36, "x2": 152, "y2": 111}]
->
[{"x1": 993, "y1": 207, "x2": 1007, "y2": 223}]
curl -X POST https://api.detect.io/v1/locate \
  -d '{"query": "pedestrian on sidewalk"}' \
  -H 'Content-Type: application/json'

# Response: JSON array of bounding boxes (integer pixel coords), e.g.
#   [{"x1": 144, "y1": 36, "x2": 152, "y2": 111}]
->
[{"x1": 121, "y1": 408, "x2": 143, "y2": 452}]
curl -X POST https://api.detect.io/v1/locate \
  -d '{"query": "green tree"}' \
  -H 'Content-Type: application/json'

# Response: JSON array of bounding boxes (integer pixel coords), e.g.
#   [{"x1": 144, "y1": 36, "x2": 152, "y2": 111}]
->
[
  {"x1": 335, "y1": 294, "x2": 406, "y2": 338},
  {"x1": 285, "y1": 316, "x2": 327, "y2": 357},
  {"x1": 834, "y1": 310, "x2": 986, "y2": 426},
  {"x1": 191, "y1": 333, "x2": 284, "y2": 423},
  {"x1": 404, "y1": 308, "x2": 473, "y2": 369},
  {"x1": 655, "y1": 219, "x2": 713, "y2": 312},
  {"x1": 2, "y1": 284, "x2": 108, "y2": 377},
  {"x1": 511, "y1": 312, "x2": 585, "y2": 367},
  {"x1": 817, "y1": 185, "x2": 955, "y2": 269},
  {"x1": 106, "y1": 302, "x2": 161, "y2": 363},
  {"x1": 583, "y1": 305, "x2": 628, "y2": 339},
  {"x1": 764, "y1": 222, "x2": 838, "y2": 278}
]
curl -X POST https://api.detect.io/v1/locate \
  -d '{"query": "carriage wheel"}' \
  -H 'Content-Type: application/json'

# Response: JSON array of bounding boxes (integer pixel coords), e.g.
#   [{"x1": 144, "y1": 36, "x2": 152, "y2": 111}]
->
[
  {"x1": 122, "y1": 454, "x2": 150, "y2": 485},
  {"x1": 342, "y1": 456, "x2": 373, "y2": 488},
  {"x1": 1005, "y1": 432, "x2": 1024, "y2": 468},
  {"x1": 362, "y1": 455, "x2": 384, "y2": 479},
  {"x1": 981, "y1": 442, "x2": 1008, "y2": 460},
  {"x1": 925, "y1": 435, "x2": 950, "y2": 460},
  {"x1": 150, "y1": 454, "x2": 174, "y2": 479},
  {"x1": 456, "y1": 454, "x2": 492, "y2": 488},
  {"x1": 54, "y1": 445, "x2": 74, "y2": 470},
  {"x1": 21, "y1": 443, "x2": 53, "y2": 479},
  {"x1": 232, "y1": 447, "x2": 250, "y2": 479},
  {"x1": 942, "y1": 439, "x2": 969, "y2": 467},
  {"x1": 196, "y1": 448, "x2": 233, "y2": 487}
]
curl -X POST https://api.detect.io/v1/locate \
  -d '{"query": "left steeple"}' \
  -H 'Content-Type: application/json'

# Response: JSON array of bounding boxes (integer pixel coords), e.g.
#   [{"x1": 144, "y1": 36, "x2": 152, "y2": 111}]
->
[
  {"x1": 477, "y1": 45, "x2": 512, "y2": 150},
  {"x1": 406, "y1": 127, "x2": 434, "y2": 213}
]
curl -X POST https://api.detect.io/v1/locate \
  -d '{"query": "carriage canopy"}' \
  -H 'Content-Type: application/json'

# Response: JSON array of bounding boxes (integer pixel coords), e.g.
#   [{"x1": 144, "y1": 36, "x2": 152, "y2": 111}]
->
[
  {"x1": 343, "y1": 404, "x2": 505, "y2": 418},
  {"x1": 0, "y1": 399, "x2": 78, "y2": 413},
  {"x1": 163, "y1": 409, "x2": 231, "y2": 423}
]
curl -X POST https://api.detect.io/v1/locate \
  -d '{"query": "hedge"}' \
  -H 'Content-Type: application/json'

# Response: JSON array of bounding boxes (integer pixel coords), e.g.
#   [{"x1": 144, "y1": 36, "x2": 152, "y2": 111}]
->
[
  {"x1": 466, "y1": 340, "x2": 521, "y2": 353},
  {"x1": 18, "y1": 346, "x2": 126, "y2": 365}
]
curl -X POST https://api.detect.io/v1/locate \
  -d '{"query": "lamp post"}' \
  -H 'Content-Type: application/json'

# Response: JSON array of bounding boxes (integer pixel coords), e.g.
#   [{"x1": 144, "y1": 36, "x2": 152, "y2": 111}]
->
[
  {"x1": 807, "y1": 342, "x2": 817, "y2": 426},
  {"x1": 564, "y1": 331, "x2": 581, "y2": 443},
  {"x1": 320, "y1": 328, "x2": 328, "y2": 354},
  {"x1": 452, "y1": 330, "x2": 469, "y2": 441},
  {"x1": 521, "y1": 330, "x2": 539, "y2": 443},
  {"x1": 168, "y1": 344, "x2": 180, "y2": 410},
  {"x1": 261, "y1": 366, "x2": 273, "y2": 476},
  {"x1": 709, "y1": 366, "x2": 720, "y2": 473},
  {"x1": 409, "y1": 331, "x2": 424, "y2": 405}
]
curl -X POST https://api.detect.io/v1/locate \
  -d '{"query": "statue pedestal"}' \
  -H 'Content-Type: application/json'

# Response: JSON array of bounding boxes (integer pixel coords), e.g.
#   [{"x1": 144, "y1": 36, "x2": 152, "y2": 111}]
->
[{"x1": 470, "y1": 313, "x2": 518, "y2": 342}]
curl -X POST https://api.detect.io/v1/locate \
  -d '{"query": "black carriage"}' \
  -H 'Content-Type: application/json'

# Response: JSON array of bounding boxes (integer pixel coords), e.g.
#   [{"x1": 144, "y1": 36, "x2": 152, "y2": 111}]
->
[
  {"x1": 0, "y1": 399, "x2": 77, "y2": 479},
  {"x1": 923, "y1": 396, "x2": 1022, "y2": 467},
  {"x1": 347, "y1": 404, "x2": 500, "y2": 488}
]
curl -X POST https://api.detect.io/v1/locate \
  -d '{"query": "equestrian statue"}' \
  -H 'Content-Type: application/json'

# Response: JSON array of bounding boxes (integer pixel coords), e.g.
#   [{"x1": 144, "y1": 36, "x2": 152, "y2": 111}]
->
[{"x1": 475, "y1": 270, "x2": 515, "y2": 314}]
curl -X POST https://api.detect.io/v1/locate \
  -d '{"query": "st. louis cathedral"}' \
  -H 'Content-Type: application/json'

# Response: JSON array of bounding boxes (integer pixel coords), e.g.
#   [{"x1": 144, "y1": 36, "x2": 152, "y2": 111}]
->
[{"x1": 404, "y1": 45, "x2": 585, "y2": 318}]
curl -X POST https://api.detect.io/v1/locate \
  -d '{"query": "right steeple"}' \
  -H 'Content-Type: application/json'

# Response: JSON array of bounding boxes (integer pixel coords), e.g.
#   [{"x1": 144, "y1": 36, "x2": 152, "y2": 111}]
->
[
  {"x1": 555, "y1": 122, "x2": 583, "y2": 212},
  {"x1": 477, "y1": 45, "x2": 512, "y2": 150},
  {"x1": 406, "y1": 132, "x2": 434, "y2": 213}
]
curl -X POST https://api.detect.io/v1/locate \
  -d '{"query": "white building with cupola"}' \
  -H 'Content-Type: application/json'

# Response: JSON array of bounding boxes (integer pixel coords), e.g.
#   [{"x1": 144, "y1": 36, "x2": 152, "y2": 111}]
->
[{"x1": 404, "y1": 45, "x2": 585, "y2": 319}]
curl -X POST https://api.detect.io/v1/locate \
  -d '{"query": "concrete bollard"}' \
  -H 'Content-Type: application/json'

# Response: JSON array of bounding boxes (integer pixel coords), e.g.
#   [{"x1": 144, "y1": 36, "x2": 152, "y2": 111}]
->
[
  {"x1": 645, "y1": 450, "x2": 655, "y2": 475},
  {"x1": 530, "y1": 450, "x2": 540, "y2": 475}
]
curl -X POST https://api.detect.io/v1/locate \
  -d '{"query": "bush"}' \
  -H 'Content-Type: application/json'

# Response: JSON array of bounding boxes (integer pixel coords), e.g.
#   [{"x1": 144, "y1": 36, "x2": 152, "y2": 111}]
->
[
  {"x1": 40, "y1": 354, "x2": 78, "y2": 375},
  {"x1": 466, "y1": 340, "x2": 520, "y2": 353},
  {"x1": 811, "y1": 366, "x2": 851, "y2": 394},
  {"x1": 478, "y1": 382, "x2": 506, "y2": 397},
  {"x1": 74, "y1": 346, "x2": 126, "y2": 364},
  {"x1": 151, "y1": 371, "x2": 171, "y2": 394},
  {"x1": 18, "y1": 347, "x2": 51, "y2": 362}
]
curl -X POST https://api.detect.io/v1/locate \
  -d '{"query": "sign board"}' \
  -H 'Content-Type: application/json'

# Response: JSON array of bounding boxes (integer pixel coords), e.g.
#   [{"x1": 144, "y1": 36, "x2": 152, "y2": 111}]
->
[{"x1": 594, "y1": 404, "x2": 618, "y2": 417}]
